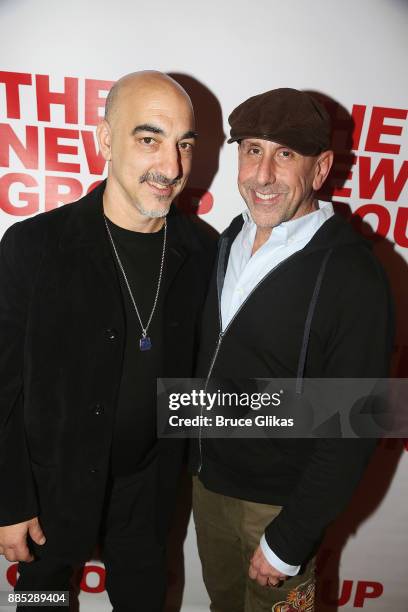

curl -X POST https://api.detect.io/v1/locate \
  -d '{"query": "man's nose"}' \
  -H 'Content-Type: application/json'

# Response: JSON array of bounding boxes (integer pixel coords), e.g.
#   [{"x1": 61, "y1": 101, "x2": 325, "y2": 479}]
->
[
  {"x1": 256, "y1": 155, "x2": 276, "y2": 185},
  {"x1": 157, "y1": 144, "x2": 182, "y2": 182}
]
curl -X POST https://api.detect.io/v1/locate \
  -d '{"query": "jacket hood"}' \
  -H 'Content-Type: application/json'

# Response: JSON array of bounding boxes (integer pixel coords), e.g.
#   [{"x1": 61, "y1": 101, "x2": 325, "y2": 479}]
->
[{"x1": 305, "y1": 213, "x2": 371, "y2": 253}]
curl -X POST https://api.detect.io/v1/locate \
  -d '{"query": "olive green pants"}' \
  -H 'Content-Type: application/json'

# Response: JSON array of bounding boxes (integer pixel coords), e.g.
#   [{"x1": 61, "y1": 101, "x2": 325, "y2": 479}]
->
[{"x1": 192, "y1": 477, "x2": 315, "y2": 612}]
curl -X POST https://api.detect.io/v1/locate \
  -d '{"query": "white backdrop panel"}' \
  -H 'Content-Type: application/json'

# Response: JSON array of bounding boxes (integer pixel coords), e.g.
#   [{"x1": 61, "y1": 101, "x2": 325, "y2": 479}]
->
[{"x1": 1, "y1": 0, "x2": 407, "y2": 610}]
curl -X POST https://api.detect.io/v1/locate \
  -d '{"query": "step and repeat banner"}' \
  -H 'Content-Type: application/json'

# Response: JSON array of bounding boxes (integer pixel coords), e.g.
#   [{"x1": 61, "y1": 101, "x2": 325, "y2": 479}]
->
[{"x1": 1, "y1": 0, "x2": 407, "y2": 610}]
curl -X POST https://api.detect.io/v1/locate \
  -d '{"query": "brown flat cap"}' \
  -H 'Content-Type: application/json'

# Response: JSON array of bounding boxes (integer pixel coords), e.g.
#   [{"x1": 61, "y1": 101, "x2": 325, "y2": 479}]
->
[{"x1": 228, "y1": 88, "x2": 331, "y2": 155}]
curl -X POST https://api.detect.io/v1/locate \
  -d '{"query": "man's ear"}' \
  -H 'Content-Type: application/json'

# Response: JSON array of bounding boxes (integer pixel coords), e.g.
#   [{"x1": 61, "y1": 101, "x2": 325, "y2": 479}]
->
[
  {"x1": 312, "y1": 150, "x2": 334, "y2": 191},
  {"x1": 96, "y1": 119, "x2": 112, "y2": 162}
]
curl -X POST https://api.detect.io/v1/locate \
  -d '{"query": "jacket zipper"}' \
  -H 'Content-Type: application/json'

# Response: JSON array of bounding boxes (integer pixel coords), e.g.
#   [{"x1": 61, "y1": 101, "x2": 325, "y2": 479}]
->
[
  {"x1": 197, "y1": 255, "x2": 296, "y2": 473},
  {"x1": 197, "y1": 331, "x2": 223, "y2": 472}
]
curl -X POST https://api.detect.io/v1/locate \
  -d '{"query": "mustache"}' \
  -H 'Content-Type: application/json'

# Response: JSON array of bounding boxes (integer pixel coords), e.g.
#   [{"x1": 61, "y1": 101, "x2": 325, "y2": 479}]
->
[
  {"x1": 139, "y1": 172, "x2": 180, "y2": 186},
  {"x1": 244, "y1": 181, "x2": 289, "y2": 194}
]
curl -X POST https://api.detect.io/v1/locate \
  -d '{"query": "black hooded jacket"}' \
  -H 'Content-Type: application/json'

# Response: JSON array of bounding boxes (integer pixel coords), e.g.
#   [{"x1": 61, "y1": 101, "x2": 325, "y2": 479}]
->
[{"x1": 194, "y1": 212, "x2": 394, "y2": 566}]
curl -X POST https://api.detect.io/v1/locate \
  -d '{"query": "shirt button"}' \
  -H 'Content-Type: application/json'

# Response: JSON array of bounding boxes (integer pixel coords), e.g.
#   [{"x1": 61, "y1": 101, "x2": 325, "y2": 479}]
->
[
  {"x1": 90, "y1": 468, "x2": 99, "y2": 474},
  {"x1": 93, "y1": 403, "x2": 104, "y2": 416},
  {"x1": 104, "y1": 328, "x2": 118, "y2": 341}
]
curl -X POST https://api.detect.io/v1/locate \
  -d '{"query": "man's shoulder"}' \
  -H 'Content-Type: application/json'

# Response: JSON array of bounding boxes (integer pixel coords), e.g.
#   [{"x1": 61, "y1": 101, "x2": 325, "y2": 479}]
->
[
  {"x1": 171, "y1": 208, "x2": 218, "y2": 254},
  {"x1": 1, "y1": 184, "x2": 101, "y2": 251},
  {"x1": 312, "y1": 214, "x2": 387, "y2": 287},
  {"x1": 0, "y1": 204, "x2": 71, "y2": 267},
  {"x1": 0, "y1": 186, "x2": 100, "y2": 273},
  {"x1": 4, "y1": 202, "x2": 70, "y2": 238}
]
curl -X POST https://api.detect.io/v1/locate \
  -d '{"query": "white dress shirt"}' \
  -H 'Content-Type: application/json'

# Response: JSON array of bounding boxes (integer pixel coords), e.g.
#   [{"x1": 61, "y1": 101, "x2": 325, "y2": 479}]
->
[{"x1": 221, "y1": 200, "x2": 334, "y2": 575}]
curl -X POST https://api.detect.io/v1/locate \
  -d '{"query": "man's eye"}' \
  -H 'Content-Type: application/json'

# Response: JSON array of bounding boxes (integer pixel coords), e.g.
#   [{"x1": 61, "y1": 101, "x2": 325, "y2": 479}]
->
[
  {"x1": 248, "y1": 147, "x2": 261, "y2": 155},
  {"x1": 140, "y1": 137, "x2": 155, "y2": 145},
  {"x1": 279, "y1": 150, "x2": 293, "y2": 158},
  {"x1": 179, "y1": 142, "x2": 193, "y2": 151}
]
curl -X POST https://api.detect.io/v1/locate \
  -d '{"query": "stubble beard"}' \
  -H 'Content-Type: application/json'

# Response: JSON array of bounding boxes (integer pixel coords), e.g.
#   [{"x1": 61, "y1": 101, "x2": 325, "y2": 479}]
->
[
  {"x1": 246, "y1": 198, "x2": 287, "y2": 230},
  {"x1": 134, "y1": 199, "x2": 171, "y2": 219},
  {"x1": 136, "y1": 171, "x2": 179, "y2": 218},
  {"x1": 240, "y1": 181, "x2": 287, "y2": 230}
]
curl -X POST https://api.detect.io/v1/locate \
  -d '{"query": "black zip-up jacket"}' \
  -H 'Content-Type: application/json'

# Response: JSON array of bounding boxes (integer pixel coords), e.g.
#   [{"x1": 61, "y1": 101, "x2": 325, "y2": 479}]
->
[{"x1": 194, "y1": 212, "x2": 394, "y2": 566}]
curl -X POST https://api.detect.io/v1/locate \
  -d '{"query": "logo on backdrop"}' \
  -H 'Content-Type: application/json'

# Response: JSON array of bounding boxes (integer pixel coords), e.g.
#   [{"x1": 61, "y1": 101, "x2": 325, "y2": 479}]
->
[
  {"x1": 0, "y1": 71, "x2": 112, "y2": 213},
  {"x1": 0, "y1": 71, "x2": 406, "y2": 236},
  {"x1": 327, "y1": 102, "x2": 408, "y2": 247}
]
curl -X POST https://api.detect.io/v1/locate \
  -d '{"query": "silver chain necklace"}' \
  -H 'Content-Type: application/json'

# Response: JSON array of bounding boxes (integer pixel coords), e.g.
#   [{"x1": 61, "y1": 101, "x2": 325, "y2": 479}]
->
[{"x1": 104, "y1": 215, "x2": 167, "y2": 351}]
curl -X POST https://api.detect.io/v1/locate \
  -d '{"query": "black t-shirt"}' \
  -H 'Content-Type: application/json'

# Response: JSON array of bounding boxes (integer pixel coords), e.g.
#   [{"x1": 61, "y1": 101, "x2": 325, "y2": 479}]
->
[{"x1": 106, "y1": 218, "x2": 165, "y2": 476}]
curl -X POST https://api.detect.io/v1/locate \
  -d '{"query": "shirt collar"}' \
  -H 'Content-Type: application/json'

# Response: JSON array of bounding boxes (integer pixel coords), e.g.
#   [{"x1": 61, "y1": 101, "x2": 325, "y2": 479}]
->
[{"x1": 241, "y1": 200, "x2": 334, "y2": 248}]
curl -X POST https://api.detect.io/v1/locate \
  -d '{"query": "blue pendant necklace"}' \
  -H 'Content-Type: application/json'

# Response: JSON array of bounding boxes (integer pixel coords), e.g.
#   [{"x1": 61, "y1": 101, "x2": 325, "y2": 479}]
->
[{"x1": 104, "y1": 216, "x2": 167, "y2": 351}]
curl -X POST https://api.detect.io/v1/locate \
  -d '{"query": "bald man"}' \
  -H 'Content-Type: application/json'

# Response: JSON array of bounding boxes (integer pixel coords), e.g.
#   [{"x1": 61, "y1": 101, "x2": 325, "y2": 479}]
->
[{"x1": 0, "y1": 71, "x2": 215, "y2": 611}]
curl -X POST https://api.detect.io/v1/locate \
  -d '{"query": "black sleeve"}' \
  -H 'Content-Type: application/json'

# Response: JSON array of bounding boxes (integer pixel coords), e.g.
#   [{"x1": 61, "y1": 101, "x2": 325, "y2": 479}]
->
[
  {"x1": 265, "y1": 253, "x2": 395, "y2": 565},
  {"x1": 0, "y1": 223, "x2": 39, "y2": 525}
]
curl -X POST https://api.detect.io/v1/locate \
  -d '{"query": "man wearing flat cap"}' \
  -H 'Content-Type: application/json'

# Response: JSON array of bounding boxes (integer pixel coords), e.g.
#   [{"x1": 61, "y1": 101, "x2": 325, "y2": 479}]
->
[{"x1": 192, "y1": 89, "x2": 394, "y2": 611}]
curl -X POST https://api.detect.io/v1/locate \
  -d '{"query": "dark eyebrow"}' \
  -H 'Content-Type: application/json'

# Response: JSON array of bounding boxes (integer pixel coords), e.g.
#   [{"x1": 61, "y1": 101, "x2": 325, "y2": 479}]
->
[
  {"x1": 241, "y1": 139, "x2": 263, "y2": 146},
  {"x1": 131, "y1": 125, "x2": 197, "y2": 140},
  {"x1": 181, "y1": 130, "x2": 198, "y2": 140},
  {"x1": 132, "y1": 124, "x2": 165, "y2": 136}
]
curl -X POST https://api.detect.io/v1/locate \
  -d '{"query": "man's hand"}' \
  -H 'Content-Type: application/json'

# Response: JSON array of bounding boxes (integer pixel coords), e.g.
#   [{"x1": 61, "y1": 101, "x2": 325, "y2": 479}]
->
[
  {"x1": 0, "y1": 517, "x2": 46, "y2": 562},
  {"x1": 249, "y1": 545, "x2": 287, "y2": 587}
]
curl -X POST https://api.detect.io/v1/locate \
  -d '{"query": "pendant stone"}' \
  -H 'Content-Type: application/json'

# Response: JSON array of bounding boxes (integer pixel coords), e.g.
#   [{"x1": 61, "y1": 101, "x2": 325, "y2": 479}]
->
[{"x1": 140, "y1": 336, "x2": 152, "y2": 351}]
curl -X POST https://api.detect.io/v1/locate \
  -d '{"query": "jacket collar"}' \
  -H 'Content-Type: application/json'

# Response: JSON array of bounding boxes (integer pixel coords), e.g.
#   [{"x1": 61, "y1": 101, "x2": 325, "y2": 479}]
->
[
  {"x1": 58, "y1": 180, "x2": 111, "y2": 252},
  {"x1": 216, "y1": 215, "x2": 245, "y2": 294},
  {"x1": 58, "y1": 180, "x2": 189, "y2": 295}
]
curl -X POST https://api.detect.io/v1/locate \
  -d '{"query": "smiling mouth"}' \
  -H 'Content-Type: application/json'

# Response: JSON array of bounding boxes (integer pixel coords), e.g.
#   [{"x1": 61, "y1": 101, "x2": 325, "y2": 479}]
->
[
  {"x1": 146, "y1": 180, "x2": 173, "y2": 196},
  {"x1": 252, "y1": 190, "x2": 287, "y2": 203},
  {"x1": 255, "y1": 191, "x2": 279, "y2": 201}
]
